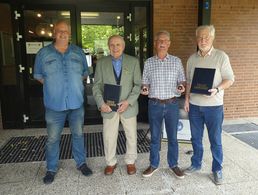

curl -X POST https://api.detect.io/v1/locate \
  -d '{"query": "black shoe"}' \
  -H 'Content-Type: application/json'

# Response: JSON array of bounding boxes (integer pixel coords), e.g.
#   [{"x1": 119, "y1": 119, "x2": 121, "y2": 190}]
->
[
  {"x1": 78, "y1": 163, "x2": 93, "y2": 176},
  {"x1": 43, "y1": 171, "x2": 55, "y2": 184}
]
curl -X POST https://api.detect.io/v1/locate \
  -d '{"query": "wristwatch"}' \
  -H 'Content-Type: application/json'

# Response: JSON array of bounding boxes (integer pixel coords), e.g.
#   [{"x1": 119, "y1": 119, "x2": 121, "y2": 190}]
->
[{"x1": 216, "y1": 87, "x2": 220, "y2": 94}]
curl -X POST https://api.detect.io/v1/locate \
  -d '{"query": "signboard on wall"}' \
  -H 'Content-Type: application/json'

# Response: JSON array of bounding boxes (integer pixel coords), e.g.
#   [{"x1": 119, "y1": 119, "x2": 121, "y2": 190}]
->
[{"x1": 26, "y1": 42, "x2": 42, "y2": 54}]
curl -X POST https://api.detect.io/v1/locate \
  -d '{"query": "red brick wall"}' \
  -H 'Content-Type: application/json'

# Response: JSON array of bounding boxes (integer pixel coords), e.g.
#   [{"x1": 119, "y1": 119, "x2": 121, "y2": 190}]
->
[
  {"x1": 212, "y1": 0, "x2": 258, "y2": 118},
  {"x1": 153, "y1": 0, "x2": 198, "y2": 66},
  {"x1": 153, "y1": 0, "x2": 258, "y2": 118}
]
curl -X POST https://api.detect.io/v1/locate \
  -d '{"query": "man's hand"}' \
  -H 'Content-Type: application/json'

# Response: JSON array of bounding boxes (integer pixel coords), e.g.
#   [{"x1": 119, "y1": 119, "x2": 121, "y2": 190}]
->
[
  {"x1": 37, "y1": 79, "x2": 44, "y2": 84},
  {"x1": 117, "y1": 100, "x2": 129, "y2": 113},
  {"x1": 203, "y1": 88, "x2": 218, "y2": 97},
  {"x1": 100, "y1": 103, "x2": 112, "y2": 113},
  {"x1": 184, "y1": 99, "x2": 190, "y2": 112},
  {"x1": 141, "y1": 87, "x2": 149, "y2": 95},
  {"x1": 177, "y1": 84, "x2": 185, "y2": 94}
]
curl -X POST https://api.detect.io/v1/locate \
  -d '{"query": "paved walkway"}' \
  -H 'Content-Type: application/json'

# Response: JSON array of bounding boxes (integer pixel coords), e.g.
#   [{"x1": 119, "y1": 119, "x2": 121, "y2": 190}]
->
[{"x1": 0, "y1": 118, "x2": 258, "y2": 195}]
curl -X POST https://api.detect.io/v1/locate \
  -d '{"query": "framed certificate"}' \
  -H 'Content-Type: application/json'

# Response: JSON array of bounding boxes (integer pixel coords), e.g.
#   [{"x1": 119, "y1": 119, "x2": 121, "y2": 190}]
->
[
  {"x1": 190, "y1": 68, "x2": 215, "y2": 95},
  {"x1": 104, "y1": 84, "x2": 121, "y2": 111}
]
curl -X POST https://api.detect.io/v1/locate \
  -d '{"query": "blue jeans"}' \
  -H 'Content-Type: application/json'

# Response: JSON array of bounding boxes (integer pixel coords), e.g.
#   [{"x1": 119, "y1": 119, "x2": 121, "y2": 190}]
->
[
  {"x1": 45, "y1": 106, "x2": 86, "y2": 172},
  {"x1": 189, "y1": 104, "x2": 224, "y2": 172},
  {"x1": 148, "y1": 99, "x2": 179, "y2": 168}
]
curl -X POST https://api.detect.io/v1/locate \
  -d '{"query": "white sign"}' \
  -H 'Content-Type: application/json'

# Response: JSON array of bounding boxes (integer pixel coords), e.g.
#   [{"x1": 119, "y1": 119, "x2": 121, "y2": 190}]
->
[
  {"x1": 26, "y1": 42, "x2": 43, "y2": 54},
  {"x1": 162, "y1": 119, "x2": 191, "y2": 142},
  {"x1": 43, "y1": 41, "x2": 52, "y2": 47}
]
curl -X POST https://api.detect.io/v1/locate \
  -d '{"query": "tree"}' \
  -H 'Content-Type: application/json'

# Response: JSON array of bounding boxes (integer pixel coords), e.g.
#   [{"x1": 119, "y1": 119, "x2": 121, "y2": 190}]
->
[{"x1": 81, "y1": 25, "x2": 124, "y2": 54}]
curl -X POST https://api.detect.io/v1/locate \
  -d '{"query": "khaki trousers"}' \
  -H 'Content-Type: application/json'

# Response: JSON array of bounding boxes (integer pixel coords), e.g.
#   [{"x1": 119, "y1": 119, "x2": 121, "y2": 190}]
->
[{"x1": 103, "y1": 113, "x2": 137, "y2": 166}]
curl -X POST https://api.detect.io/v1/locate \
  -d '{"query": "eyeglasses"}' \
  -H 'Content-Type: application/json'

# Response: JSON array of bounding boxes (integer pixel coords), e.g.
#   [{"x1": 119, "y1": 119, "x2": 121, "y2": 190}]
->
[
  {"x1": 156, "y1": 39, "x2": 170, "y2": 43},
  {"x1": 56, "y1": 30, "x2": 69, "y2": 34},
  {"x1": 197, "y1": 36, "x2": 210, "y2": 41}
]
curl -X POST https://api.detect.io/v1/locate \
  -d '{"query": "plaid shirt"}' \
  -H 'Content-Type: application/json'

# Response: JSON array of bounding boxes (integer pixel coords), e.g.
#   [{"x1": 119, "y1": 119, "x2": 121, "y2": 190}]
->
[{"x1": 142, "y1": 54, "x2": 186, "y2": 99}]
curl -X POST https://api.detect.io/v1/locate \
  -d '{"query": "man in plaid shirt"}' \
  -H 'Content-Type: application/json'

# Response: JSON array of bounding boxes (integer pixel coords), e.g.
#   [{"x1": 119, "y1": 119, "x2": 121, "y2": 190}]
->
[{"x1": 141, "y1": 30, "x2": 186, "y2": 179}]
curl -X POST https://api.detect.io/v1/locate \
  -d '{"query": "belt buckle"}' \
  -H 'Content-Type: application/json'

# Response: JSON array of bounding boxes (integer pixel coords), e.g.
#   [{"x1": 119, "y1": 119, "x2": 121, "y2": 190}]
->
[
  {"x1": 166, "y1": 97, "x2": 175, "y2": 103},
  {"x1": 160, "y1": 99, "x2": 166, "y2": 104},
  {"x1": 170, "y1": 97, "x2": 176, "y2": 103}
]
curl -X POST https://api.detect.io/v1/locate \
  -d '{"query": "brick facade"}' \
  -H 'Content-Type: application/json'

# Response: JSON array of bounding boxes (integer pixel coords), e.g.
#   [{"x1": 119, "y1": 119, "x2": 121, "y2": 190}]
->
[
  {"x1": 212, "y1": 0, "x2": 258, "y2": 118},
  {"x1": 153, "y1": 0, "x2": 198, "y2": 66},
  {"x1": 153, "y1": 0, "x2": 258, "y2": 118}
]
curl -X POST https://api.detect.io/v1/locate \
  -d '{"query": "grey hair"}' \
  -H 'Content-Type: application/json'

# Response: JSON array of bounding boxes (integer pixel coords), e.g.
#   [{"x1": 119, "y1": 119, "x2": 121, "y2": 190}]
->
[
  {"x1": 196, "y1": 25, "x2": 215, "y2": 38},
  {"x1": 54, "y1": 19, "x2": 71, "y2": 32},
  {"x1": 154, "y1": 30, "x2": 171, "y2": 40},
  {"x1": 108, "y1": 35, "x2": 125, "y2": 46}
]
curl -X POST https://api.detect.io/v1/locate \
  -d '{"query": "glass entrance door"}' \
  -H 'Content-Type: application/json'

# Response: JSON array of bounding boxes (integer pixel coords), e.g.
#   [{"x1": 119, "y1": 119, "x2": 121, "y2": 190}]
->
[
  {"x1": 80, "y1": 11, "x2": 125, "y2": 124},
  {"x1": 0, "y1": 3, "x2": 21, "y2": 128},
  {"x1": 79, "y1": 5, "x2": 151, "y2": 123},
  {"x1": 22, "y1": 9, "x2": 74, "y2": 127},
  {"x1": 19, "y1": 2, "x2": 150, "y2": 128}
]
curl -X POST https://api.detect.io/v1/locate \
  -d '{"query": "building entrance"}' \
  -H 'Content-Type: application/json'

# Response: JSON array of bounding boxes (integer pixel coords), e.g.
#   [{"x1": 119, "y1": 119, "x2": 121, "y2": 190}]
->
[{"x1": 0, "y1": 1, "x2": 151, "y2": 129}]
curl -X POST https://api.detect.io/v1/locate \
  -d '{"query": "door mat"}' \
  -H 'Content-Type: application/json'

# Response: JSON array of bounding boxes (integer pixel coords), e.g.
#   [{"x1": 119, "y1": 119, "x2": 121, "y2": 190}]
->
[{"x1": 0, "y1": 129, "x2": 150, "y2": 164}]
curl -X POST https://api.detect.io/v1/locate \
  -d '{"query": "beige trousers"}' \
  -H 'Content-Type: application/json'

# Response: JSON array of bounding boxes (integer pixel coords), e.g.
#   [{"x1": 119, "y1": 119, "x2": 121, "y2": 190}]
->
[{"x1": 103, "y1": 113, "x2": 137, "y2": 166}]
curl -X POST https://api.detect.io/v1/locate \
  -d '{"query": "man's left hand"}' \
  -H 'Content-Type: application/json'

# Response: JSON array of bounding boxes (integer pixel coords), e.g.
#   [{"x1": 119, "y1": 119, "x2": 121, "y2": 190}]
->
[
  {"x1": 177, "y1": 84, "x2": 185, "y2": 93},
  {"x1": 204, "y1": 88, "x2": 217, "y2": 97},
  {"x1": 117, "y1": 100, "x2": 129, "y2": 113}
]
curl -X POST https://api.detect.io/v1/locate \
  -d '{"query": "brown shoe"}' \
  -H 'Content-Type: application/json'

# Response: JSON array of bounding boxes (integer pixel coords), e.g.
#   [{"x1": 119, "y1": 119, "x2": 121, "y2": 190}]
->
[
  {"x1": 104, "y1": 164, "x2": 117, "y2": 175},
  {"x1": 127, "y1": 164, "x2": 136, "y2": 175},
  {"x1": 142, "y1": 166, "x2": 158, "y2": 178},
  {"x1": 170, "y1": 166, "x2": 184, "y2": 179}
]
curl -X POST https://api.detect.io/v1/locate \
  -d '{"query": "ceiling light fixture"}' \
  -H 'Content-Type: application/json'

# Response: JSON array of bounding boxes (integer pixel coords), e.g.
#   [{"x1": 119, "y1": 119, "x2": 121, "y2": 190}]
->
[
  {"x1": 61, "y1": 11, "x2": 70, "y2": 16},
  {"x1": 81, "y1": 12, "x2": 99, "y2": 17}
]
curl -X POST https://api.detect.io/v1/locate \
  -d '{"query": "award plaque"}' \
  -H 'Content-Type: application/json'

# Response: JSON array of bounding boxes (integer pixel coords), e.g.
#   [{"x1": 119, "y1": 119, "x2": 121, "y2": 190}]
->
[
  {"x1": 104, "y1": 84, "x2": 121, "y2": 111},
  {"x1": 190, "y1": 68, "x2": 216, "y2": 95}
]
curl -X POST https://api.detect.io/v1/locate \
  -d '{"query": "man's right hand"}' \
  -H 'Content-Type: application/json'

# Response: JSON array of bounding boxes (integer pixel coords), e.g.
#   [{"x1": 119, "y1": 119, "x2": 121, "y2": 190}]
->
[
  {"x1": 100, "y1": 103, "x2": 112, "y2": 113},
  {"x1": 184, "y1": 99, "x2": 190, "y2": 113},
  {"x1": 37, "y1": 79, "x2": 44, "y2": 84},
  {"x1": 141, "y1": 87, "x2": 149, "y2": 95}
]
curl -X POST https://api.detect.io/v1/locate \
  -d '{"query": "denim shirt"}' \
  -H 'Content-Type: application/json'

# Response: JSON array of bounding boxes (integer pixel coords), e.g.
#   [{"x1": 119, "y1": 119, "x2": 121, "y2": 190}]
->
[{"x1": 34, "y1": 43, "x2": 88, "y2": 111}]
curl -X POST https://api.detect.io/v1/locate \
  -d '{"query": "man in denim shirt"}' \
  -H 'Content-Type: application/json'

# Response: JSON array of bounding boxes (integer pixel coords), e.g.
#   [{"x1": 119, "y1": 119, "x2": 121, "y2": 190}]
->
[{"x1": 34, "y1": 20, "x2": 92, "y2": 184}]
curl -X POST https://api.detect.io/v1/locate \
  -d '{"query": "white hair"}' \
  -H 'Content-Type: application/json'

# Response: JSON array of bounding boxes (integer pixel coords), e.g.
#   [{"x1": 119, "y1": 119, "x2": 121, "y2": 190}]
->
[
  {"x1": 108, "y1": 35, "x2": 125, "y2": 46},
  {"x1": 196, "y1": 25, "x2": 215, "y2": 38},
  {"x1": 155, "y1": 30, "x2": 171, "y2": 41}
]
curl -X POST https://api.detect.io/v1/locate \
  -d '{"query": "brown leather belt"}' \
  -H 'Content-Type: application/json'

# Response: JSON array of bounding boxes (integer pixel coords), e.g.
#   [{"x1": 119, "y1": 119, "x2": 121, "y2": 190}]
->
[{"x1": 149, "y1": 97, "x2": 176, "y2": 104}]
